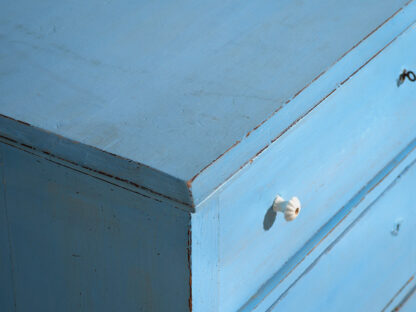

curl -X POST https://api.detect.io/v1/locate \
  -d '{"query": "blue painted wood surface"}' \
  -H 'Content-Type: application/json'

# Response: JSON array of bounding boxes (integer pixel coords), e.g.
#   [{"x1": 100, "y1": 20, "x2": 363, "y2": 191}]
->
[
  {"x1": 191, "y1": 135, "x2": 416, "y2": 311},
  {"x1": 1, "y1": 1, "x2": 416, "y2": 311},
  {"x1": 269, "y1": 155, "x2": 416, "y2": 311},
  {"x1": 0, "y1": 0, "x2": 413, "y2": 207},
  {"x1": 190, "y1": 23, "x2": 416, "y2": 311},
  {"x1": 0, "y1": 116, "x2": 193, "y2": 210},
  {"x1": 397, "y1": 286, "x2": 416, "y2": 312},
  {"x1": 247, "y1": 138, "x2": 416, "y2": 312},
  {"x1": 381, "y1": 275, "x2": 416, "y2": 312},
  {"x1": 191, "y1": 198, "x2": 220, "y2": 311},
  {"x1": 0, "y1": 142, "x2": 191, "y2": 311},
  {"x1": 0, "y1": 150, "x2": 14, "y2": 312}
]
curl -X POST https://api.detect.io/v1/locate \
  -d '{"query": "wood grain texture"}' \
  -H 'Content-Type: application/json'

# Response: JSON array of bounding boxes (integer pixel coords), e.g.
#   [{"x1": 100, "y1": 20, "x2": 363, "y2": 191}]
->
[
  {"x1": 2, "y1": 2, "x2": 416, "y2": 311},
  {"x1": 269, "y1": 156, "x2": 416, "y2": 312},
  {"x1": 0, "y1": 142, "x2": 191, "y2": 312},
  {"x1": 0, "y1": 0, "x2": 413, "y2": 208},
  {"x1": 248, "y1": 138, "x2": 416, "y2": 312},
  {"x1": 209, "y1": 24, "x2": 416, "y2": 311}
]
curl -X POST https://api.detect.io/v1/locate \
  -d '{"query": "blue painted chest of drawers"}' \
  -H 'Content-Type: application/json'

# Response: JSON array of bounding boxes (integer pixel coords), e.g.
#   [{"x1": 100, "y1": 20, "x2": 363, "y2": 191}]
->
[{"x1": 1, "y1": 1, "x2": 416, "y2": 311}]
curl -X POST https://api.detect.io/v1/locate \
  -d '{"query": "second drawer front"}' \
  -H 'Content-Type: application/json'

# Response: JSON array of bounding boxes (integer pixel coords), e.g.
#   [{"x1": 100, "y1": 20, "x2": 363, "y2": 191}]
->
[{"x1": 269, "y1": 157, "x2": 416, "y2": 311}]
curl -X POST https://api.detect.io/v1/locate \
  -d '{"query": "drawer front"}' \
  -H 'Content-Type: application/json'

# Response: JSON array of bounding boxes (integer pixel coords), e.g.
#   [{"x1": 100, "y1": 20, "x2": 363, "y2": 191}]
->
[
  {"x1": 216, "y1": 25, "x2": 416, "y2": 311},
  {"x1": 269, "y1": 157, "x2": 416, "y2": 311}
]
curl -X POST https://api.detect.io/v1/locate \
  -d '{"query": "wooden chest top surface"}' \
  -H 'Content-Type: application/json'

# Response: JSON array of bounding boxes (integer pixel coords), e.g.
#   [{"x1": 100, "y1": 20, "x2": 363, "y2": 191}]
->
[{"x1": 0, "y1": 0, "x2": 408, "y2": 182}]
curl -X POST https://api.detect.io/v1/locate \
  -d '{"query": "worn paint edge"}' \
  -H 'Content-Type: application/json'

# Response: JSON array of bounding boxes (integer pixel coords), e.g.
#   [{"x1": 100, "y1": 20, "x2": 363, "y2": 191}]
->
[
  {"x1": 382, "y1": 276, "x2": 415, "y2": 312},
  {"x1": 392, "y1": 284, "x2": 416, "y2": 311},
  {"x1": 0, "y1": 116, "x2": 195, "y2": 212},
  {"x1": 238, "y1": 136, "x2": 416, "y2": 311},
  {"x1": 0, "y1": 138, "x2": 192, "y2": 214},
  {"x1": 190, "y1": 1, "x2": 416, "y2": 208},
  {"x1": 1, "y1": 2, "x2": 415, "y2": 210}
]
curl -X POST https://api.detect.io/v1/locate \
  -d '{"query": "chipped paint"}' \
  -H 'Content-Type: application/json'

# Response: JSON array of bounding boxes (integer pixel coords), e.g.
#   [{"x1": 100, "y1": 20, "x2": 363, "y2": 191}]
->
[
  {"x1": 1, "y1": 0, "x2": 414, "y2": 212},
  {"x1": 392, "y1": 284, "x2": 416, "y2": 311},
  {"x1": 186, "y1": 2, "x2": 415, "y2": 208},
  {"x1": 382, "y1": 276, "x2": 414, "y2": 312},
  {"x1": 0, "y1": 131, "x2": 193, "y2": 210},
  {"x1": 0, "y1": 139, "x2": 192, "y2": 213},
  {"x1": 187, "y1": 8, "x2": 416, "y2": 210}
]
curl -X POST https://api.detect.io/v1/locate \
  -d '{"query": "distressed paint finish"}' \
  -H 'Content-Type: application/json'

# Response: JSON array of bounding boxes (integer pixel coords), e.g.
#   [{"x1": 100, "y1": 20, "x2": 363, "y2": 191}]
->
[
  {"x1": 381, "y1": 276, "x2": 416, "y2": 312},
  {"x1": 212, "y1": 24, "x2": 416, "y2": 311},
  {"x1": 1, "y1": 1, "x2": 416, "y2": 311},
  {"x1": 248, "y1": 138, "x2": 416, "y2": 312},
  {"x1": 0, "y1": 116, "x2": 193, "y2": 210},
  {"x1": 0, "y1": 142, "x2": 191, "y2": 312},
  {"x1": 190, "y1": 135, "x2": 416, "y2": 311},
  {"x1": 189, "y1": 0, "x2": 416, "y2": 205},
  {"x1": 0, "y1": 0, "x2": 413, "y2": 207},
  {"x1": 395, "y1": 285, "x2": 416, "y2": 312},
  {"x1": 269, "y1": 157, "x2": 416, "y2": 312}
]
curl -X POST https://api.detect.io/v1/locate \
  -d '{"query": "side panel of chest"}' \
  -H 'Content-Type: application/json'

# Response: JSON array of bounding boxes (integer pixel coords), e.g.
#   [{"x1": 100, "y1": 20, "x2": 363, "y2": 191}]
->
[
  {"x1": 0, "y1": 142, "x2": 191, "y2": 312},
  {"x1": 0, "y1": 150, "x2": 14, "y2": 312}
]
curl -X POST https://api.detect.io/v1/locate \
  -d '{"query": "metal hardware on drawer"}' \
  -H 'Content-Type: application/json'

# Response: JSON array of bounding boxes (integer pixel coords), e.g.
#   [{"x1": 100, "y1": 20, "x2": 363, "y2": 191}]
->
[
  {"x1": 391, "y1": 218, "x2": 404, "y2": 236},
  {"x1": 272, "y1": 195, "x2": 301, "y2": 221},
  {"x1": 399, "y1": 69, "x2": 416, "y2": 83}
]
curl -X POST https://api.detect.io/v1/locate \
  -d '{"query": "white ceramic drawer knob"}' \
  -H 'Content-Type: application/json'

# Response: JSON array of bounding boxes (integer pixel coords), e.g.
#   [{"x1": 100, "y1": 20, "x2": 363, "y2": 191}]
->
[{"x1": 272, "y1": 195, "x2": 301, "y2": 221}]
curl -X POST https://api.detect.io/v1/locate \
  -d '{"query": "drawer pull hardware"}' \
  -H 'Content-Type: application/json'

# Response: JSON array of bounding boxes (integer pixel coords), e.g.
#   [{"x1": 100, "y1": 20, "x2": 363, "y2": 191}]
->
[
  {"x1": 272, "y1": 195, "x2": 301, "y2": 221},
  {"x1": 391, "y1": 218, "x2": 403, "y2": 236},
  {"x1": 399, "y1": 69, "x2": 416, "y2": 84}
]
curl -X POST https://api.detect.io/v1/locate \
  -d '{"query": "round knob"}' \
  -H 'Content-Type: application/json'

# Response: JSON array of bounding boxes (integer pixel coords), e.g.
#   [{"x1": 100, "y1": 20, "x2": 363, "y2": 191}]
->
[{"x1": 272, "y1": 195, "x2": 301, "y2": 221}]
